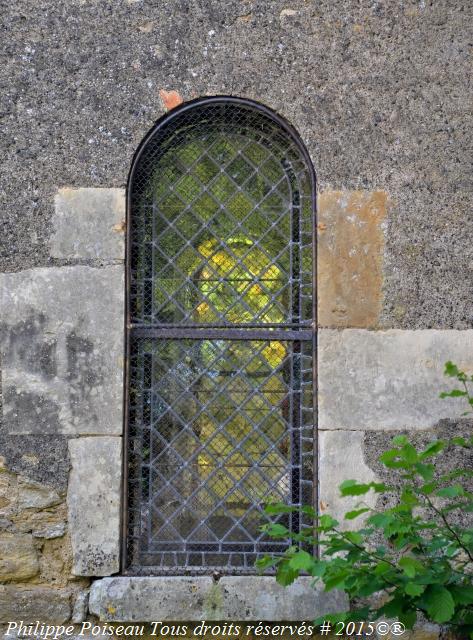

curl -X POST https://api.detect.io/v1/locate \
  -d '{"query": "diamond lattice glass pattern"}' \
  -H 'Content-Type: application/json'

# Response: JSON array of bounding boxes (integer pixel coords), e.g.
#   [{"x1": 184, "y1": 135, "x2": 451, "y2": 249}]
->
[
  {"x1": 130, "y1": 102, "x2": 313, "y2": 327},
  {"x1": 125, "y1": 99, "x2": 315, "y2": 574}
]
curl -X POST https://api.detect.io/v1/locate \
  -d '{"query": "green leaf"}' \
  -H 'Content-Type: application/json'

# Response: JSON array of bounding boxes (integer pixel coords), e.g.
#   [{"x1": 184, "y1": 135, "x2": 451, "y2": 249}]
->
[
  {"x1": 420, "y1": 440, "x2": 446, "y2": 459},
  {"x1": 374, "y1": 561, "x2": 392, "y2": 576},
  {"x1": 405, "y1": 582, "x2": 426, "y2": 597},
  {"x1": 339, "y1": 480, "x2": 368, "y2": 496},
  {"x1": 276, "y1": 562, "x2": 298, "y2": 586},
  {"x1": 255, "y1": 555, "x2": 279, "y2": 570},
  {"x1": 414, "y1": 463, "x2": 434, "y2": 481},
  {"x1": 289, "y1": 550, "x2": 313, "y2": 571},
  {"x1": 368, "y1": 513, "x2": 393, "y2": 528},
  {"x1": 392, "y1": 435, "x2": 409, "y2": 446},
  {"x1": 309, "y1": 560, "x2": 327, "y2": 578},
  {"x1": 439, "y1": 389, "x2": 467, "y2": 398},
  {"x1": 436, "y1": 485, "x2": 464, "y2": 498},
  {"x1": 378, "y1": 596, "x2": 404, "y2": 618},
  {"x1": 371, "y1": 482, "x2": 390, "y2": 492},
  {"x1": 318, "y1": 514, "x2": 338, "y2": 529},
  {"x1": 424, "y1": 585, "x2": 455, "y2": 623},
  {"x1": 344, "y1": 508, "x2": 371, "y2": 520},
  {"x1": 344, "y1": 531, "x2": 364, "y2": 544},
  {"x1": 263, "y1": 523, "x2": 289, "y2": 538},
  {"x1": 264, "y1": 503, "x2": 296, "y2": 515},
  {"x1": 379, "y1": 449, "x2": 401, "y2": 463},
  {"x1": 399, "y1": 556, "x2": 424, "y2": 578},
  {"x1": 400, "y1": 443, "x2": 418, "y2": 463},
  {"x1": 444, "y1": 361, "x2": 461, "y2": 377},
  {"x1": 399, "y1": 609, "x2": 417, "y2": 630},
  {"x1": 324, "y1": 571, "x2": 348, "y2": 591},
  {"x1": 420, "y1": 482, "x2": 437, "y2": 495},
  {"x1": 449, "y1": 586, "x2": 473, "y2": 605}
]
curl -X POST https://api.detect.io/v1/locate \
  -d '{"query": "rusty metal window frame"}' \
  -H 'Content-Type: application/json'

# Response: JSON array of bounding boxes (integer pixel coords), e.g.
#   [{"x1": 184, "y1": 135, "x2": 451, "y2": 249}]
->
[{"x1": 121, "y1": 96, "x2": 317, "y2": 575}]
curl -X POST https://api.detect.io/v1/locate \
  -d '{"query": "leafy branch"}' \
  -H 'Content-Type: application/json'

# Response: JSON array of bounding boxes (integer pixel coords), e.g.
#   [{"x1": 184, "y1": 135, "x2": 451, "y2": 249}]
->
[{"x1": 258, "y1": 362, "x2": 473, "y2": 638}]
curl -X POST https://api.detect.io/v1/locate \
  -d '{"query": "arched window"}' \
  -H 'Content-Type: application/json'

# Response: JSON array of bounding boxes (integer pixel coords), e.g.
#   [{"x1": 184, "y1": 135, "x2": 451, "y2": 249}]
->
[{"x1": 123, "y1": 96, "x2": 316, "y2": 574}]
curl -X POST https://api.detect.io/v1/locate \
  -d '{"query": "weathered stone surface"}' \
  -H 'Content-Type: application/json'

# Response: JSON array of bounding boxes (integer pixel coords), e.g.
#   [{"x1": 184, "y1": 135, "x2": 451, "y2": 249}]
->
[
  {"x1": 89, "y1": 577, "x2": 212, "y2": 621},
  {"x1": 71, "y1": 589, "x2": 89, "y2": 623},
  {"x1": 0, "y1": 586, "x2": 71, "y2": 623},
  {"x1": 0, "y1": 266, "x2": 123, "y2": 435},
  {"x1": 0, "y1": 533, "x2": 39, "y2": 581},
  {"x1": 32, "y1": 522, "x2": 66, "y2": 539},
  {"x1": 319, "y1": 431, "x2": 378, "y2": 528},
  {"x1": 51, "y1": 188, "x2": 125, "y2": 261},
  {"x1": 0, "y1": 465, "x2": 18, "y2": 519},
  {"x1": 68, "y1": 437, "x2": 121, "y2": 576},
  {"x1": 38, "y1": 535, "x2": 75, "y2": 587},
  {"x1": 318, "y1": 191, "x2": 387, "y2": 328},
  {"x1": 18, "y1": 478, "x2": 62, "y2": 510},
  {"x1": 0, "y1": 434, "x2": 70, "y2": 492},
  {"x1": 364, "y1": 419, "x2": 473, "y2": 530},
  {"x1": 89, "y1": 576, "x2": 348, "y2": 621},
  {"x1": 217, "y1": 576, "x2": 348, "y2": 621},
  {"x1": 319, "y1": 329, "x2": 473, "y2": 430},
  {"x1": 2, "y1": 1, "x2": 473, "y2": 333}
]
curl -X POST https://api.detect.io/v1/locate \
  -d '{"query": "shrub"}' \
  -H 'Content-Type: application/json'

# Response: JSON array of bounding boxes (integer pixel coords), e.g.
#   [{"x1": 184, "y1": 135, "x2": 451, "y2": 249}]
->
[{"x1": 258, "y1": 362, "x2": 473, "y2": 637}]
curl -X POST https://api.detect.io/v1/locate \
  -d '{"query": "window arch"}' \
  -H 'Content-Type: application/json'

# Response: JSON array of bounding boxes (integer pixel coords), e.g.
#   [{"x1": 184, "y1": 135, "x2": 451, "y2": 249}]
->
[{"x1": 123, "y1": 96, "x2": 316, "y2": 574}]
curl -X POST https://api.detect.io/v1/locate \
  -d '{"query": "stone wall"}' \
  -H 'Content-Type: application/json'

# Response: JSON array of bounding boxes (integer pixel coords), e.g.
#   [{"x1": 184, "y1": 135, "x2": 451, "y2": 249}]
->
[
  {"x1": 0, "y1": 190, "x2": 125, "y2": 627},
  {"x1": 0, "y1": 187, "x2": 471, "y2": 634},
  {"x1": 1, "y1": 0, "x2": 473, "y2": 634}
]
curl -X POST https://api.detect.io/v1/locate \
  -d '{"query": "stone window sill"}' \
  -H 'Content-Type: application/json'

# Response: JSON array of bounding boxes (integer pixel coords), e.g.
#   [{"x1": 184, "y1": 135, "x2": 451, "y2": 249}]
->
[{"x1": 89, "y1": 576, "x2": 348, "y2": 622}]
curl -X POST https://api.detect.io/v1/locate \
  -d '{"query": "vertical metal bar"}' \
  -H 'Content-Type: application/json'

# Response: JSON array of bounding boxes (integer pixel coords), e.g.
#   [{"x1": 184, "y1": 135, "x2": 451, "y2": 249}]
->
[
  {"x1": 311, "y1": 187, "x2": 319, "y2": 559},
  {"x1": 120, "y1": 189, "x2": 132, "y2": 572}
]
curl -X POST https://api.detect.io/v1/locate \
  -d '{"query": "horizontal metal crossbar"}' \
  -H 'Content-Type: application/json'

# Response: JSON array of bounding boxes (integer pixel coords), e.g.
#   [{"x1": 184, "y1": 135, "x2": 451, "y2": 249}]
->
[{"x1": 131, "y1": 327, "x2": 313, "y2": 341}]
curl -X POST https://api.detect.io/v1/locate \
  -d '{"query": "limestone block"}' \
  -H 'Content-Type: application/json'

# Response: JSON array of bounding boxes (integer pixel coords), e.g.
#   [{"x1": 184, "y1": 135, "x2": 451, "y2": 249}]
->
[
  {"x1": 217, "y1": 576, "x2": 348, "y2": 621},
  {"x1": 68, "y1": 437, "x2": 121, "y2": 576},
  {"x1": 71, "y1": 589, "x2": 89, "y2": 623},
  {"x1": 0, "y1": 586, "x2": 71, "y2": 623},
  {"x1": 51, "y1": 188, "x2": 125, "y2": 260},
  {"x1": 89, "y1": 576, "x2": 348, "y2": 621},
  {"x1": 0, "y1": 466, "x2": 18, "y2": 518},
  {"x1": 18, "y1": 478, "x2": 62, "y2": 510},
  {"x1": 89, "y1": 577, "x2": 214, "y2": 621},
  {"x1": 318, "y1": 191, "x2": 387, "y2": 328},
  {"x1": 32, "y1": 522, "x2": 66, "y2": 539},
  {"x1": 319, "y1": 431, "x2": 378, "y2": 528},
  {"x1": 0, "y1": 266, "x2": 124, "y2": 435},
  {"x1": 319, "y1": 329, "x2": 473, "y2": 430},
  {"x1": 0, "y1": 533, "x2": 39, "y2": 581}
]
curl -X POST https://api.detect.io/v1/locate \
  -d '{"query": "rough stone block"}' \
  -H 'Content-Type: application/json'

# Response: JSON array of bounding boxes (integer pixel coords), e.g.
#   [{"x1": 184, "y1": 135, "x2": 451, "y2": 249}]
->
[
  {"x1": 51, "y1": 188, "x2": 125, "y2": 260},
  {"x1": 217, "y1": 576, "x2": 348, "y2": 621},
  {"x1": 318, "y1": 191, "x2": 387, "y2": 328},
  {"x1": 0, "y1": 533, "x2": 39, "y2": 581},
  {"x1": 0, "y1": 266, "x2": 124, "y2": 435},
  {"x1": 319, "y1": 431, "x2": 378, "y2": 528},
  {"x1": 89, "y1": 577, "x2": 214, "y2": 621},
  {"x1": 0, "y1": 465, "x2": 18, "y2": 518},
  {"x1": 89, "y1": 576, "x2": 348, "y2": 621},
  {"x1": 18, "y1": 478, "x2": 62, "y2": 510},
  {"x1": 319, "y1": 329, "x2": 473, "y2": 430},
  {"x1": 68, "y1": 437, "x2": 121, "y2": 576},
  {"x1": 0, "y1": 434, "x2": 70, "y2": 492},
  {"x1": 0, "y1": 586, "x2": 71, "y2": 623}
]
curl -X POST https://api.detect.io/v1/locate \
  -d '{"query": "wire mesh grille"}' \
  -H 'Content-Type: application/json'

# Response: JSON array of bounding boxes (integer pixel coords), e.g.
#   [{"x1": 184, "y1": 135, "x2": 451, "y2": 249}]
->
[{"x1": 125, "y1": 97, "x2": 316, "y2": 574}]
